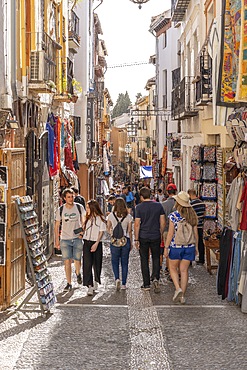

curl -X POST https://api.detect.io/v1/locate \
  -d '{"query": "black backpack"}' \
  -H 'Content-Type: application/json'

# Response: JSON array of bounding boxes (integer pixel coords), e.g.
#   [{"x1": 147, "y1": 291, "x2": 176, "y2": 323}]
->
[
  {"x1": 112, "y1": 213, "x2": 126, "y2": 239},
  {"x1": 74, "y1": 195, "x2": 86, "y2": 209}
]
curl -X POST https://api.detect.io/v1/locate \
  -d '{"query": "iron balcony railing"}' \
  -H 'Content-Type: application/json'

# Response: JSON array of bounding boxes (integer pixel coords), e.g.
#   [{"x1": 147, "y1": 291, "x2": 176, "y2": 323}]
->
[
  {"x1": 172, "y1": 67, "x2": 181, "y2": 90},
  {"x1": 171, "y1": 76, "x2": 198, "y2": 120},
  {"x1": 195, "y1": 52, "x2": 212, "y2": 105},
  {"x1": 69, "y1": 10, "x2": 80, "y2": 44},
  {"x1": 171, "y1": 0, "x2": 191, "y2": 22}
]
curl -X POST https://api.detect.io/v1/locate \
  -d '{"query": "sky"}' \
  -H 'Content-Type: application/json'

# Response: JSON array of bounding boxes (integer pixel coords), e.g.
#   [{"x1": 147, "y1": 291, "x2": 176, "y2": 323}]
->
[{"x1": 96, "y1": 0, "x2": 170, "y2": 105}]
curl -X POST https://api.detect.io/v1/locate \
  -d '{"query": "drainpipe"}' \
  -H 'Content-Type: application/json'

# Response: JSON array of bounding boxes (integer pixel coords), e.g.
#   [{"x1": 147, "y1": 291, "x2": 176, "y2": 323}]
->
[
  {"x1": 93, "y1": 0, "x2": 103, "y2": 12},
  {"x1": 149, "y1": 28, "x2": 160, "y2": 158},
  {"x1": 11, "y1": 0, "x2": 18, "y2": 103}
]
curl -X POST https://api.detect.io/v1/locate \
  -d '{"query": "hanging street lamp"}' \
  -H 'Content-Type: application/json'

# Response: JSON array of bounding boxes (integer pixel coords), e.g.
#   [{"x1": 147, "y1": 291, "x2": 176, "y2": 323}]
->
[{"x1": 129, "y1": 0, "x2": 150, "y2": 10}]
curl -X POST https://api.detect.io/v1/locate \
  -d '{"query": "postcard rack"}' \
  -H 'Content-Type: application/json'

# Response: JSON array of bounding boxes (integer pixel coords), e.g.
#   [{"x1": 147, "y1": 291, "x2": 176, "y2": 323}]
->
[{"x1": 15, "y1": 196, "x2": 56, "y2": 315}]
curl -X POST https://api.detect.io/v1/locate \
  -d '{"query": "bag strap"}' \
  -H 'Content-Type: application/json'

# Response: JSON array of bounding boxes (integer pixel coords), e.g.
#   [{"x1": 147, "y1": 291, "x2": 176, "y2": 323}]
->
[
  {"x1": 60, "y1": 205, "x2": 63, "y2": 218},
  {"x1": 113, "y1": 212, "x2": 126, "y2": 223}
]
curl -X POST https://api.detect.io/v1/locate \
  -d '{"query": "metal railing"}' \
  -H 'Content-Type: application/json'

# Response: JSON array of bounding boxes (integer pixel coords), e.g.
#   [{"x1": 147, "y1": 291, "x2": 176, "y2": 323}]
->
[{"x1": 69, "y1": 10, "x2": 80, "y2": 44}]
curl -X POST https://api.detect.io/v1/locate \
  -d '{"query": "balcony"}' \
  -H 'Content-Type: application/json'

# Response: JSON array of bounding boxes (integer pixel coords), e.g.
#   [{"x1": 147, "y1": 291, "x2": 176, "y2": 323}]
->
[
  {"x1": 28, "y1": 32, "x2": 61, "y2": 93},
  {"x1": 53, "y1": 57, "x2": 75, "y2": 103},
  {"x1": 68, "y1": 10, "x2": 80, "y2": 53},
  {"x1": 171, "y1": 76, "x2": 198, "y2": 120},
  {"x1": 171, "y1": 84, "x2": 180, "y2": 120},
  {"x1": 195, "y1": 51, "x2": 212, "y2": 106},
  {"x1": 95, "y1": 64, "x2": 104, "y2": 78},
  {"x1": 180, "y1": 76, "x2": 198, "y2": 119},
  {"x1": 171, "y1": 0, "x2": 191, "y2": 22}
]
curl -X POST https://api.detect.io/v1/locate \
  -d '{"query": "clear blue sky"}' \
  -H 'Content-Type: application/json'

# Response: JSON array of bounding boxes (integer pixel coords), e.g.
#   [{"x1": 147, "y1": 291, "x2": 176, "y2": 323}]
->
[{"x1": 96, "y1": 0, "x2": 170, "y2": 105}]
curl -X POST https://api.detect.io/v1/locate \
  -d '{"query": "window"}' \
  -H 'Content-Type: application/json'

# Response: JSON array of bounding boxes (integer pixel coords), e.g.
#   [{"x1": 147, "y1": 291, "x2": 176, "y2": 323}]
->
[
  {"x1": 163, "y1": 70, "x2": 167, "y2": 108},
  {"x1": 73, "y1": 116, "x2": 81, "y2": 141},
  {"x1": 163, "y1": 32, "x2": 167, "y2": 49},
  {"x1": 142, "y1": 119, "x2": 147, "y2": 130}
]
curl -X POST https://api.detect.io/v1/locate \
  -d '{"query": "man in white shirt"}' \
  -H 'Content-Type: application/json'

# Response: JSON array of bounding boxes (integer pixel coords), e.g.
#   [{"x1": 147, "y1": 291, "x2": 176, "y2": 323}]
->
[{"x1": 55, "y1": 188, "x2": 86, "y2": 292}]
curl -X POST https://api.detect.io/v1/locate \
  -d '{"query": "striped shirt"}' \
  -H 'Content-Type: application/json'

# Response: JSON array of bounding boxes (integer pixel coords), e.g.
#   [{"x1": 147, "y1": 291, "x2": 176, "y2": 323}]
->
[{"x1": 190, "y1": 199, "x2": 205, "y2": 228}]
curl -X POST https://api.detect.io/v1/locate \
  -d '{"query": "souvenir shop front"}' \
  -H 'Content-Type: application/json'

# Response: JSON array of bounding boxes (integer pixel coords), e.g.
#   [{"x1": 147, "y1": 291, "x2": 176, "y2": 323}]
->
[
  {"x1": 190, "y1": 108, "x2": 247, "y2": 313},
  {"x1": 217, "y1": 108, "x2": 247, "y2": 313}
]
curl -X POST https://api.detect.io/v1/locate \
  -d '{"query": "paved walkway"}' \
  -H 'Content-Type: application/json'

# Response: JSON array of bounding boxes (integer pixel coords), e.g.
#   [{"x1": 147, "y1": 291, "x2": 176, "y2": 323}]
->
[{"x1": 0, "y1": 245, "x2": 246, "y2": 370}]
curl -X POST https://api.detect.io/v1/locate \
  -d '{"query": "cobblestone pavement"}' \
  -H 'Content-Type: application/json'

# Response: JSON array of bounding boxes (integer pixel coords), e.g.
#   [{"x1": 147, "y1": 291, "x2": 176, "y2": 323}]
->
[{"x1": 0, "y1": 244, "x2": 247, "y2": 370}]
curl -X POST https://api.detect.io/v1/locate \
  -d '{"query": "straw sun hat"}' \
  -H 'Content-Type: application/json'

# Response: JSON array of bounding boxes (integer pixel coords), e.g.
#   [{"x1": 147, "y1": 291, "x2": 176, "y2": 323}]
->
[{"x1": 173, "y1": 191, "x2": 191, "y2": 208}]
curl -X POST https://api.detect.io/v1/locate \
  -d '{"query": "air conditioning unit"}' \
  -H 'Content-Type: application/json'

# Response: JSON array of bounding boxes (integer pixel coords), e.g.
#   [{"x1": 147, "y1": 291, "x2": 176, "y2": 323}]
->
[{"x1": 30, "y1": 51, "x2": 45, "y2": 81}]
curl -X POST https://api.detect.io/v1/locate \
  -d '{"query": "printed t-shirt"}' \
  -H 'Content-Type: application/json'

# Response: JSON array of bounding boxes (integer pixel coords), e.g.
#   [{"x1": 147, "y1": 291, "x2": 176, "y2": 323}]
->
[
  {"x1": 135, "y1": 201, "x2": 165, "y2": 239},
  {"x1": 56, "y1": 203, "x2": 86, "y2": 240}
]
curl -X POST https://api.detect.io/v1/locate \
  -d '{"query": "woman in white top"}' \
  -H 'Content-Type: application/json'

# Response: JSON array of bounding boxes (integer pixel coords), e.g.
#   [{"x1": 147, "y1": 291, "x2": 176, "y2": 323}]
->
[
  {"x1": 83, "y1": 200, "x2": 106, "y2": 296},
  {"x1": 107, "y1": 198, "x2": 133, "y2": 290}
]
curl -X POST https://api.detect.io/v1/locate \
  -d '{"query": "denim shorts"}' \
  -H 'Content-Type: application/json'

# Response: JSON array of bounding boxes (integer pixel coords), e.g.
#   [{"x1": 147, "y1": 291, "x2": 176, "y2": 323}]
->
[
  {"x1": 60, "y1": 238, "x2": 83, "y2": 261},
  {"x1": 169, "y1": 246, "x2": 195, "y2": 261}
]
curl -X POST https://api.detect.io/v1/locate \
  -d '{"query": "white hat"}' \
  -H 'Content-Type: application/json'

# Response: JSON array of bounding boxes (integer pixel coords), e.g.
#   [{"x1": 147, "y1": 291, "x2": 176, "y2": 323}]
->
[{"x1": 173, "y1": 191, "x2": 191, "y2": 208}]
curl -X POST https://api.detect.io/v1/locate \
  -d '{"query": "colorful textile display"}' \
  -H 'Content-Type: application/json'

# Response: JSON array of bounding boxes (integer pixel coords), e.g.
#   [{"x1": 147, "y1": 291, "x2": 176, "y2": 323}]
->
[
  {"x1": 201, "y1": 183, "x2": 217, "y2": 199},
  {"x1": 219, "y1": 0, "x2": 241, "y2": 104},
  {"x1": 203, "y1": 146, "x2": 216, "y2": 162},
  {"x1": 191, "y1": 146, "x2": 201, "y2": 161},
  {"x1": 190, "y1": 162, "x2": 201, "y2": 181},
  {"x1": 202, "y1": 163, "x2": 216, "y2": 180},
  {"x1": 204, "y1": 201, "x2": 217, "y2": 219}
]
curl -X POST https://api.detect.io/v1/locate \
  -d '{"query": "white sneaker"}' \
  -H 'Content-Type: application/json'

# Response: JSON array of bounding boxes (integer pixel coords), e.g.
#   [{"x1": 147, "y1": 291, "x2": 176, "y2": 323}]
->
[
  {"x1": 87, "y1": 286, "x2": 94, "y2": 296},
  {"x1": 173, "y1": 288, "x2": 183, "y2": 302},
  {"x1": 180, "y1": 296, "x2": 186, "y2": 304},
  {"x1": 93, "y1": 281, "x2": 98, "y2": 290},
  {"x1": 116, "y1": 279, "x2": 120, "y2": 291}
]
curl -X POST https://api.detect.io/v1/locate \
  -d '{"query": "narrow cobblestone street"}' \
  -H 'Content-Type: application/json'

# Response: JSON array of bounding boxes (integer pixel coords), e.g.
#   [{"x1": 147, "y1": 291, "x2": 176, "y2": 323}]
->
[{"x1": 0, "y1": 244, "x2": 247, "y2": 370}]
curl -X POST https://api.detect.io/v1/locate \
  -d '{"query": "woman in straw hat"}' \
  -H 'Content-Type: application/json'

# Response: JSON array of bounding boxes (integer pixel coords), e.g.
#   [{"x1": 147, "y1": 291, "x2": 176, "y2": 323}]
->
[{"x1": 164, "y1": 191, "x2": 198, "y2": 304}]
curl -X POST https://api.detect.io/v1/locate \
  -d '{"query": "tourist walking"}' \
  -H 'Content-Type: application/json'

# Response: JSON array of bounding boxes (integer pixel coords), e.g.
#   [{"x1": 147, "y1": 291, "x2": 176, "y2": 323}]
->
[
  {"x1": 161, "y1": 184, "x2": 177, "y2": 274},
  {"x1": 107, "y1": 198, "x2": 133, "y2": 290},
  {"x1": 134, "y1": 187, "x2": 166, "y2": 293},
  {"x1": 164, "y1": 191, "x2": 198, "y2": 304},
  {"x1": 83, "y1": 200, "x2": 106, "y2": 296},
  {"x1": 188, "y1": 188, "x2": 206, "y2": 264},
  {"x1": 71, "y1": 187, "x2": 86, "y2": 209},
  {"x1": 55, "y1": 188, "x2": 86, "y2": 292},
  {"x1": 126, "y1": 185, "x2": 135, "y2": 214}
]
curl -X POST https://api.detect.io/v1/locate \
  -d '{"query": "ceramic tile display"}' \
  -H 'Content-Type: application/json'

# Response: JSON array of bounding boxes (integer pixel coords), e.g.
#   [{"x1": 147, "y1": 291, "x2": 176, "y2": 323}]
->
[{"x1": 15, "y1": 196, "x2": 56, "y2": 314}]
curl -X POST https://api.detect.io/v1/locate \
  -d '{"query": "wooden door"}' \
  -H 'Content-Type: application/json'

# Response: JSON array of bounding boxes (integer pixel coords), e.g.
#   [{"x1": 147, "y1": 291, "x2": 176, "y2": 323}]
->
[{"x1": 0, "y1": 148, "x2": 26, "y2": 309}]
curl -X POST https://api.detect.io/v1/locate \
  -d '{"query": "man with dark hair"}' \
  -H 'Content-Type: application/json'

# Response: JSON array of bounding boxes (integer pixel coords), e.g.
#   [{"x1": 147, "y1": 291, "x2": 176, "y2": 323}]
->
[
  {"x1": 162, "y1": 184, "x2": 177, "y2": 229},
  {"x1": 161, "y1": 184, "x2": 177, "y2": 275},
  {"x1": 188, "y1": 188, "x2": 206, "y2": 265},
  {"x1": 106, "y1": 195, "x2": 116, "y2": 215},
  {"x1": 120, "y1": 186, "x2": 127, "y2": 202},
  {"x1": 134, "y1": 187, "x2": 166, "y2": 293},
  {"x1": 71, "y1": 187, "x2": 86, "y2": 210},
  {"x1": 55, "y1": 188, "x2": 86, "y2": 291}
]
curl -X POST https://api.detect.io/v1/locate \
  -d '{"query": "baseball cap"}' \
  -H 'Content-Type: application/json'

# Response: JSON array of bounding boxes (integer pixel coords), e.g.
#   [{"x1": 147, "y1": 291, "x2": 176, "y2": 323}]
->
[{"x1": 166, "y1": 183, "x2": 177, "y2": 191}]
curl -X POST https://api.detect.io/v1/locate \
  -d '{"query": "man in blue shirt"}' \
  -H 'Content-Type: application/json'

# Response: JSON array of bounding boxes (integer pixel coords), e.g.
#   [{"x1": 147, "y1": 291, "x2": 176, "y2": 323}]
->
[{"x1": 134, "y1": 187, "x2": 166, "y2": 293}]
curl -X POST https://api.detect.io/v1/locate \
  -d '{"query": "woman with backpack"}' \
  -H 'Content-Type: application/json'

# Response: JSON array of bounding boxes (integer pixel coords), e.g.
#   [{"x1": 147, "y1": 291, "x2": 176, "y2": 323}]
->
[
  {"x1": 107, "y1": 198, "x2": 133, "y2": 290},
  {"x1": 164, "y1": 191, "x2": 198, "y2": 304},
  {"x1": 83, "y1": 200, "x2": 106, "y2": 296}
]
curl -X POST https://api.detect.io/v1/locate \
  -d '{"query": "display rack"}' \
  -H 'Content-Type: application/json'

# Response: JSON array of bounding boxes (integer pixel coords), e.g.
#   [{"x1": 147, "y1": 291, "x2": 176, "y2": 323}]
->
[
  {"x1": 190, "y1": 145, "x2": 219, "y2": 235},
  {"x1": 216, "y1": 148, "x2": 233, "y2": 230},
  {"x1": 15, "y1": 196, "x2": 56, "y2": 315}
]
